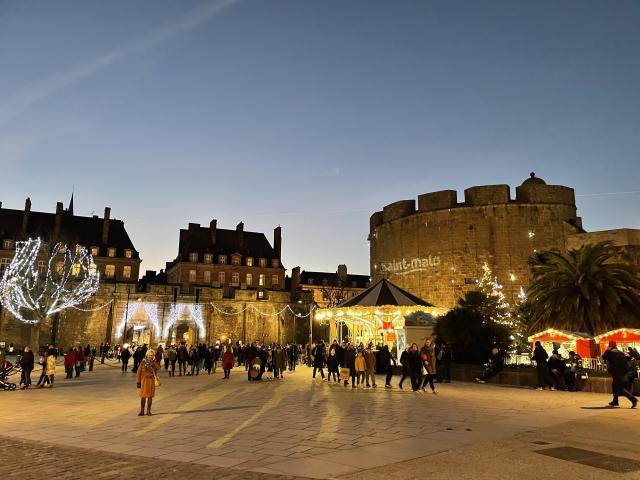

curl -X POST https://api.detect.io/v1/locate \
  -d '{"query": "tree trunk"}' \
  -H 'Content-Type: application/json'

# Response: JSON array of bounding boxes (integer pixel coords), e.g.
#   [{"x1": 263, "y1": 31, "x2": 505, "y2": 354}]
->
[{"x1": 30, "y1": 323, "x2": 40, "y2": 356}]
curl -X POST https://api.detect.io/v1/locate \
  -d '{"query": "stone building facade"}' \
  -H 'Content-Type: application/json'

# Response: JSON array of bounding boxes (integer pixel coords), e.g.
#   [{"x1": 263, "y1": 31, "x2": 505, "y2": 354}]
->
[
  {"x1": 566, "y1": 228, "x2": 640, "y2": 267},
  {"x1": 299, "y1": 264, "x2": 370, "y2": 308},
  {"x1": 369, "y1": 174, "x2": 584, "y2": 308}
]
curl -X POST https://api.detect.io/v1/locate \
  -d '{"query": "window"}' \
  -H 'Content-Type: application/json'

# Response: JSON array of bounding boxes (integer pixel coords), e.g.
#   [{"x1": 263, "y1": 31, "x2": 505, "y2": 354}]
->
[
  {"x1": 203, "y1": 271, "x2": 211, "y2": 283},
  {"x1": 246, "y1": 273, "x2": 253, "y2": 286},
  {"x1": 231, "y1": 272, "x2": 240, "y2": 284},
  {"x1": 72, "y1": 263, "x2": 81, "y2": 276},
  {"x1": 259, "y1": 258, "x2": 267, "y2": 267},
  {"x1": 218, "y1": 271, "x2": 226, "y2": 284},
  {"x1": 90, "y1": 246, "x2": 99, "y2": 256},
  {"x1": 75, "y1": 245, "x2": 84, "y2": 255},
  {"x1": 105, "y1": 265, "x2": 115, "y2": 278},
  {"x1": 232, "y1": 255, "x2": 240, "y2": 265},
  {"x1": 258, "y1": 274, "x2": 265, "y2": 286},
  {"x1": 38, "y1": 260, "x2": 46, "y2": 275},
  {"x1": 124, "y1": 249, "x2": 133, "y2": 259},
  {"x1": 2, "y1": 240, "x2": 14, "y2": 250},
  {"x1": 204, "y1": 254, "x2": 213, "y2": 264},
  {"x1": 258, "y1": 290, "x2": 266, "y2": 300},
  {"x1": 218, "y1": 255, "x2": 227, "y2": 264},
  {"x1": 188, "y1": 270, "x2": 196, "y2": 282},
  {"x1": 123, "y1": 265, "x2": 132, "y2": 279},
  {"x1": 88, "y1": 263, "x2": 97, "y2": 276},
  {"x1": 55, "y1": 261, "x2": 64, "y2": 274},
  {"x1": 271, "y1": 259, "x2": 279, "y2": 268},
  {"x1": 107, "y1": 247, "x2": 116, "y2": 258},
  {"x1": 246, "y1": 257, "x2": 253, "y2": 267},
  {"x1": 272, "y1": 275, "x2": 279, "y2": 286},
  {"x1": 0, "y1": 258, "x2": 9, "y2": 271},
  {"x1": 189, "y1": 253, "x2": 198, "y2": 263}
]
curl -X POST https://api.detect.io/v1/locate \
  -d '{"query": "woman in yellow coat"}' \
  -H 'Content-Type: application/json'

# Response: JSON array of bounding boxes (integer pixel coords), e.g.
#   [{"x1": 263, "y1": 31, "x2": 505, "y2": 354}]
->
[{"x1": 136, "y1": 349, "x2": 160, "y2": 416}]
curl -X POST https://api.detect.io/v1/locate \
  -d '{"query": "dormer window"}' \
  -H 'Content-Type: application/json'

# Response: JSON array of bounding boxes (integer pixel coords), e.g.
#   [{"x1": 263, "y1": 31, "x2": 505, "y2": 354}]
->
[
  {"x1": 246, "y1": 257, "x2": 253, "y2": 267},
  {"x1": 271, "y1": 259, "x2": 279, "y2": 268},
  {"x1": 204, "y1": 254, "x2": 213, "y2": 264},
  {"x1": 2, "y1": 239, "x2": 14, "y2": 250},
  {"x1": 259, "y1": 258, "x2": 267, "y2": 267},
  {"x1": 189, "y1": 253, "x2": 198, "y2": 263},
  {"x1": 218, "y1": 255, "x2": 227, "y2": 264},
  {"x1": 107, "y1": 247, "x2": 116, "y2": 258},
  {"x1": 232, "y1": 255, "x2": 241, "y2": 266},
  {"x1": 90, "y1": 246, "x2": 99, "y2": 256},
  {"x1": 124, "y1": 249, "x2": 133, "y2": 259}
]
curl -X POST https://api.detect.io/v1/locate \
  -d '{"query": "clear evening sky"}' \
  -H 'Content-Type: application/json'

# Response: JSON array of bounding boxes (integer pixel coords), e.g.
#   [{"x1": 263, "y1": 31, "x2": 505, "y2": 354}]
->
[{"x1": 1, "y1": 1, "x2": 639, "y2": 276}]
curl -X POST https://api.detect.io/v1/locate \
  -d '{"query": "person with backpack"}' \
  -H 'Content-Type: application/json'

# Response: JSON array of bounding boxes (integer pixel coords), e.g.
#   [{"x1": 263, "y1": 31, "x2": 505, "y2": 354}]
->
[{"x1": 602, "y1": 341, "x2": 637, "y2": 409}]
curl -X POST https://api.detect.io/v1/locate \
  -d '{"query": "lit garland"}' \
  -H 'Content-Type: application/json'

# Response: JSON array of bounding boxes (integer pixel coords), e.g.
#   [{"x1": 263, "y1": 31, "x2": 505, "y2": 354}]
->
[
  {"x1": 163, "y1": 303, "x2": 207, "y2": 339},
  {"x1": 143, "y1": 303, "x2": 160, "y2": 335},
  {"x1": 115, "y1": 302, "x2": 143, "y2": 338},
  {"x1": 210, "y1": 302, "x2": 315, "y2": 318},
  {"x1": 0, "y1": 238, "x2": 100, "y2": 325}
]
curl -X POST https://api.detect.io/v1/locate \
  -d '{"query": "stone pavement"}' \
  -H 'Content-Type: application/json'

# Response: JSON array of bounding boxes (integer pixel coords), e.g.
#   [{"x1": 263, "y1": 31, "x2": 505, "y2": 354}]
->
[{"x1": 1, "y1": 362, "x2": 639, "y2": 479}]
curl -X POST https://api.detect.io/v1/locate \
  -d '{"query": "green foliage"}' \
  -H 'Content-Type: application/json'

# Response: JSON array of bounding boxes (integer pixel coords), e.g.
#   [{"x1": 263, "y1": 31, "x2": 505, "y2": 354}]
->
[
  {"x1": 527, "y1": 242, "x2": 640, "y2": 336},
  {"x1": 435, "y1": 291, "x2": 512, "y2": 364}
]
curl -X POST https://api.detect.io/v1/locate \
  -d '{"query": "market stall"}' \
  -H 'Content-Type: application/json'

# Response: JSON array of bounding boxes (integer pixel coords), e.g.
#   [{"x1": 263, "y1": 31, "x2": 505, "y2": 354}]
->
[
  {"x1": 314, "y1": 278, "x2": 448, "y2": 355},
  {"x1": 527, "y1": 329, "x2": 596, "y2": 359},
  {"x1": 594, "y1": 329, "x2": 640, "y2": 355}
]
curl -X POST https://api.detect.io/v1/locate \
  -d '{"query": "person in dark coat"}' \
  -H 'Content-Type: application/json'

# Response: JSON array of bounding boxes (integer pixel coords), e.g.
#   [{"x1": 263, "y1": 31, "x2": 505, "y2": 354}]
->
[
  {"x1": 343, "y1": 344, "x2": 357, "y2": 387},
  {"x1": 398, "y1": 347, "x2": 410, "y2": 389},
  {"x1": 532, "y1": 341, "x2": 554, "y2": 390},
  {"x1": 18, "y1": 345, "x2": 35, "y2": 389},
  {"x1": 245, "y1": 342, "x2": 258, "y2": 380},
  {"x1": 475, "y1": 347, "x2": 504, "y2": 384},
  {"x1": 378, "y1": 345, "x2": 395, "y2": 388},
  {"x1": 602, "y1": 341, "x2": 637, "y2": 408},
  {"x1": 312, "y1": 341, "x2": 326, "y2": 380},
  {"x1": 327, "y1": 348, "x2": 340, "y2": 382},
  {"x1": 436, "y1": 342, "x2": 452, "y2": 383},
  {"x1": 176, "y1": 343, "x2": 189, "y2": 376},
  {"x1": 548, "y1": 350, "x2": 567, "y2": 390},
  {"x1": 407, "y1": 343, "x2": 422, "y2": 392},
  {"x1": 120, "y1": 346, "x2": 131, "y2": 372}
]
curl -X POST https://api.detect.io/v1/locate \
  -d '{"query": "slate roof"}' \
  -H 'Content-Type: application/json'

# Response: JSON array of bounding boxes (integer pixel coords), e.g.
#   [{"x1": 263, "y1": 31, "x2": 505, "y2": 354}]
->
[
  {"x1": 338, "y1": 278, "x2": 432, "y2": 308},
  {"x1": 175, "y1": 225, "x2": 283, "y2": 266},
  {"x1": 299, "y1": 270, "x2": 370, "y2": 289},
  {"x1": 0, "y1": 206, "x2": 139, "y2": 259}
]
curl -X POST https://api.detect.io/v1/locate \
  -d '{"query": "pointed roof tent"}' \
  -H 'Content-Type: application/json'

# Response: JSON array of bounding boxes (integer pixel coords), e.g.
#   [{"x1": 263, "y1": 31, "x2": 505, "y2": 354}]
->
[{"x1": 338, "y1": 278, "x2": 432, "y2": 308}]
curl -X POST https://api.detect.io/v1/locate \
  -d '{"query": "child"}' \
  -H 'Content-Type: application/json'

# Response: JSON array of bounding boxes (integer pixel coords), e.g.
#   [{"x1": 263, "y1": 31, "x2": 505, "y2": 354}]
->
[{"x1": 355, "y1": 351, "x2": 366, "y2": 388}]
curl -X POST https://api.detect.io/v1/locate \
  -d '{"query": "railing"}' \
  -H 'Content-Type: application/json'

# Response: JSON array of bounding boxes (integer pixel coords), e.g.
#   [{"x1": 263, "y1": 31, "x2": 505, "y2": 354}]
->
[{"x1": 505, "y1": 354, "x2": 607, "y2": 371}]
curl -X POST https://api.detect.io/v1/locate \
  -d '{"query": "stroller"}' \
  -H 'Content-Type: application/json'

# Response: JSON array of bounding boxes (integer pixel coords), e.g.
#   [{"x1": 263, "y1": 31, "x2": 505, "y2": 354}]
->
[{"x1": 1, "y1": 359, "x2": 18, "y2": 391}]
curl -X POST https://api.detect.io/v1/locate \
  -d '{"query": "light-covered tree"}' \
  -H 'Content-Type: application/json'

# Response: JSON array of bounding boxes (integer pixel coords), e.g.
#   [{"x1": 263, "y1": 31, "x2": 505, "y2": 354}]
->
[{"x1": 0, "y1": 238, "x2": 100, "y2": 351}]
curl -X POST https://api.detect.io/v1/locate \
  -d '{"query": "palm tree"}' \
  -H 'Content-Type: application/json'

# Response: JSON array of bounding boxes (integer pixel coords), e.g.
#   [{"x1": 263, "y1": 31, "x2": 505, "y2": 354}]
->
[{"x1": 526, "y1": 242, "x2": 640, "y2": 336}]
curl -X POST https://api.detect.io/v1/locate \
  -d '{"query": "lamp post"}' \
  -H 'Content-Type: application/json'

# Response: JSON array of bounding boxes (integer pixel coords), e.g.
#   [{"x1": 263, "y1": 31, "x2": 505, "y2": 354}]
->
[{"x1": 121, "y1": 285, "x2": 131, "y2": 344}]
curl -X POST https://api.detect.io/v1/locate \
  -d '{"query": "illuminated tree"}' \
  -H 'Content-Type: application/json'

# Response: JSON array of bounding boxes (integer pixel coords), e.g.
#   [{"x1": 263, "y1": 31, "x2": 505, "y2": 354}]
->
[
  {"x1": 477, "y1": 263, "x2": 512, "y2": 326},
  {"x1": 0, "y1": 238, "x2": 100, "y2": 351}
]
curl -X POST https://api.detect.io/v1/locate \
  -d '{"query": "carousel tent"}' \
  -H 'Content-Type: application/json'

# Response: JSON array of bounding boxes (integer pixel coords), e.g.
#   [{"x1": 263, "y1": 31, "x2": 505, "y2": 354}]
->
[
  {"x1": 338, "y1": 278, "x2": 433, "y2": 308},
  {"x1": 314, "y1": 278, "x2": 447, "y2": 348}
]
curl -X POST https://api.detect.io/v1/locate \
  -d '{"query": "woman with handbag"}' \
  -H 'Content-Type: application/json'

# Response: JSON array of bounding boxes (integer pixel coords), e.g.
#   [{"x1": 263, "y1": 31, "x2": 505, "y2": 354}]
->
[{"x1": 136, "y1": 349, "x2": 160, "y2": 416}]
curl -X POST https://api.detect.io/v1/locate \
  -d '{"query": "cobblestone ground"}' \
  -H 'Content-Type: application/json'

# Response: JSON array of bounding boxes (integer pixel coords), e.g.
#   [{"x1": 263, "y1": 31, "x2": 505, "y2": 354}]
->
[{"x1": 1, "y1": 360, "x2": 638, "y2": 479}]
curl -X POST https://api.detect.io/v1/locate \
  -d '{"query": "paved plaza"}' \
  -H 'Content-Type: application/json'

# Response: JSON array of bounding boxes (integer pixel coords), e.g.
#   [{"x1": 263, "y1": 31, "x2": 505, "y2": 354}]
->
[{"x1": 1, "y1": 362, "x2": 639, "y2": 479}]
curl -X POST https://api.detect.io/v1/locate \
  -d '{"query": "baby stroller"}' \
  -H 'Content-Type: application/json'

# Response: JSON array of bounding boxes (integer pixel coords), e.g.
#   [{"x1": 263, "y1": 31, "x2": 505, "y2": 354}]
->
[{"x1": 1, "y1": 359, "x2": 18, "y2": 391}]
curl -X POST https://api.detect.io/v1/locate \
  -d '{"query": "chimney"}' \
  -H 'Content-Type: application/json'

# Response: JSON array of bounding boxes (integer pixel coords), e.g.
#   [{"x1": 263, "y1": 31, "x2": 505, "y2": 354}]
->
[
  {"x1": 337, "y1": 264, "x2": 348, "y2": 282},
  {"x1": 102, "y1": 207, "x2": 111, "y2": 244},
  {"x1": 53, "y1": 202, "x2": 64, "y2": 241},
  {"x1": 210, "y1": 219, "x2": 217, "y2": 245},
  {"x1": 290, "y1": 266, "x2": 301, "y2": 301},
  {"x1": 21, "y1": 197, "x2": 32, "y2": 235},
  {"x1": 274, "y1": 226, "x2": 282, "y2": 259},
  {"x1": 236, "y1": 221, "x2": 244, "y2": 247}
]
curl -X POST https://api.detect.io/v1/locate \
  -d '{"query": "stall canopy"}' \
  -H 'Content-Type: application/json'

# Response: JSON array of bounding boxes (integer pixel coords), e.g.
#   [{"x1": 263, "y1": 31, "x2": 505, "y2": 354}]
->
[
  {"x1": 594, "y1": 329, "x2": 640, "y2": 354},
  {"x1": 528, "y1": 328, "x2": 596, "y2": 359},
  {"x1": 314, "y1": 278, "x2": 448, "y2": 346}
]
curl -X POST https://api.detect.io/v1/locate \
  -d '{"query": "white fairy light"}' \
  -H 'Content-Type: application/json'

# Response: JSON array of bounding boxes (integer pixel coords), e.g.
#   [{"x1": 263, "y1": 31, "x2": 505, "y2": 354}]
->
[{"x1": 0, "y1": 238, "x2": 100, "y2": 325}]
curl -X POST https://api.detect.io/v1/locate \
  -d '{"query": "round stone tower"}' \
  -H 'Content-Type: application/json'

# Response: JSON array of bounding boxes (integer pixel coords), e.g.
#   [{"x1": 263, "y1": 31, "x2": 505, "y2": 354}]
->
[{"x1": 369, "y1": 174, "x2": 583, "y2": 307}]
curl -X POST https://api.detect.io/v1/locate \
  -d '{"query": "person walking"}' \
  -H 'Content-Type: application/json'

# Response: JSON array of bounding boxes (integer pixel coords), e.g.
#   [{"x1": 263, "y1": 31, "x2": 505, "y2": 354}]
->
[
  {"x1": 64, "y1": 348, "x2": 75, "y2": 379},
  {"x1": 436, "y1": 342, "x2": 452, "y2": 383},
  {"x1": 288, "y1": 343, "x2": 299, "y2": 372},
  {"x1": 364, "y1": 345, "x2": 377, "y2": 388},
  {"x1": 602, "y1": 341, "x2": 638, "y2": 409},
  {"x1": 344, "y1": 343, "x2": 357, "y2": 387},
  {"x1": 273, "y1": 344, "x2": 286, "y2": 379},
  {"x1": 407, "y1": 343, "x2": 422, "y2": 393},
  {"x1": 379, "y1": 344, "x2": 395, "y2": 388},
  {"x1": 420, "y1": 339, "x2": 437, "y2": 394},
  {"x1": 38, "y1": 349, "x2": 56, "y2": 388},
  {"x1": 177, "y1": 343, "x2": 188, "y2": 376},
  {"x1": 532, "y1": 341, "x2": 555, "y2": 390},
  {"x1": 155, "y1": 345, "x2": 164, "y2": 369},
  {"x1": 222, "y1": 346, "x2": 234, "y2": 379},
  {"x1": 398, "y1": 346, "x2": 410, "y2": 389},
  {"x1": 312, "y1": 341, "x2": 326, "y2": 380},
  {"x1": 121, "y1": 346, "x2": 131, "y2": 372},
  {"x1": 75, "y1": 346, "x2": 84, "y2": 378},
  {"x1": 18, "y1": 346, "x2": 35, "y2": 389},
  {"x1": 327, "y1": 348, "x2": 340, "y2": 383},
  {"x1": 162, "y1": 346, "x2": 169, "y2": 371},
  {"x1": 136, "y1": 349, "x2": 160, "y2": 416},
  {"x1": 167, "y1": 346, "x2": 177, "y2": 377}
]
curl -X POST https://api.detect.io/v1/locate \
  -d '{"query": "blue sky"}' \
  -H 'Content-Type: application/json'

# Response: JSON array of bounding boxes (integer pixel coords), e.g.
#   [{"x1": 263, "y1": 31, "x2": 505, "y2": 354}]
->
[{"x1": 1, "y1": 0, "x2": 639, "y2": 275}]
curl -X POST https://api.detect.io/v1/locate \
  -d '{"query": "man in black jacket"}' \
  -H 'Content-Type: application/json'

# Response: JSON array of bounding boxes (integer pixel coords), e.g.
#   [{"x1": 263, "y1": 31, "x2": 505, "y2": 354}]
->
[
  {"x1": 19, "y1": 345, "x2": 35, "y2": 389},
  {"x1": 379, "y1": 345, "x2": 396, "y2": 388},
  {"x1": 475, "y1": 347, "x2": 504, "y2": 384},
  {"x1": 532, "y1": 341, "x2": 555, "y2": 390},
  {"x1": 602, "y1": 341, "x2": 637, "y2": 408}
]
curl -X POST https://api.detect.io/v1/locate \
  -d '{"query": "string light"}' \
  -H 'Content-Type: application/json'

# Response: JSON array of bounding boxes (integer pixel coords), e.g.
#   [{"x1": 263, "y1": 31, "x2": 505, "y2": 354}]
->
[
  {"x1": 210, "y1": 302, "x2": 314, "y2": 318},
  {"x1": 0, "y1": 238, "x2": 100, "y2": 325}
]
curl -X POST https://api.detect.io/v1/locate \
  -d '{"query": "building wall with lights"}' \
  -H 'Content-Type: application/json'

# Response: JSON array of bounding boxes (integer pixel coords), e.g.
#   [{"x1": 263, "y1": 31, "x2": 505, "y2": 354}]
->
[{"x1": 369, "y1": 174, "x2": 583, "y2": 308}]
